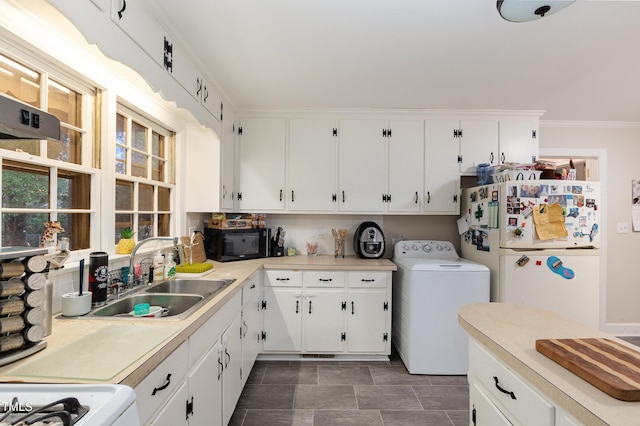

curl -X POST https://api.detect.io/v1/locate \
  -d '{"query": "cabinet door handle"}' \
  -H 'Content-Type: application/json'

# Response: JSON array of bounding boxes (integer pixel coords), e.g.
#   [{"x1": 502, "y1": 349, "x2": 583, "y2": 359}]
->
[
  {"x1": 217, "y1": 356, "x2": 224, "y2": 380},
  {"x1": 242, "y1": 320, "x2": 248, "y2": 338},
  {"x1": 296, "y1": 300, "x2": 299, "y2": 314},
  {"x1": 493, "y1": 376, "x2": 517, "y2": 400},
  {"x1": 151, "y1": 373, "x2": 171, "y2": 396},
  {"x1": 501, "y1": 152, "x2": 505, "y2": 164},
  {"x1": 415, "y1": 192, "x2": 419, "y2": 204},
  {"x1": 309, "y1": 300, "x2": 312, "y2": 314},
  {"x1": 250, "y1": 284, "x2": 256, "y2": 289},
  {"x1": 279, "y1": 189, "x2": 283, "y2": 202},
  {"x1": 225, "y1": 348, "x2": 231, "y2": 368},
  {"x1": 117, "y1": 0, "x2": 127, "y2": 19},
  {"x1": 291, "y1": 190, "x2": 295, "y2": 202},
  {"x1": 342, "y1": 191, "x2": 345, "y2": 203},
  {"x1": 490, "y1": 152, "x2": 494, "y2": 164},
  {"x1": 351, "y1": 301, "x2": 355, "y2": 315},
  {"x1": 427, "y1": 192, "x2": 431, "y2": 204}
]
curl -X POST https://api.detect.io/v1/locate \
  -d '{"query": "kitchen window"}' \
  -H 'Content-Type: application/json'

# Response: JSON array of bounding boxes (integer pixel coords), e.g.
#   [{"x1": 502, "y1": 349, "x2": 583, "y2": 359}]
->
[
  {"x1": 115, "y1": 106, "x2": 174, "y2": 245},
  {"x1": 0, "y1": 52, "x2": 95, "y2": 251}
]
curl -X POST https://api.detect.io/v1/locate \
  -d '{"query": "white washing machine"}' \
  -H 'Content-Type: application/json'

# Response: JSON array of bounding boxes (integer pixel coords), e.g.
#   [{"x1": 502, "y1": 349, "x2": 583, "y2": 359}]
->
[{"x1": 392, "y1": 240, "x2": 489, "y2": 375}]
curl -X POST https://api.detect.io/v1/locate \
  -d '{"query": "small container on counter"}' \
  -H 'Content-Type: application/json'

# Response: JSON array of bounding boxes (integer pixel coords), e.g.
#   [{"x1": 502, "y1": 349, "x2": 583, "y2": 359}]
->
[{"x1": 88, "y1": 252, "x2": 108, "y2": 307}]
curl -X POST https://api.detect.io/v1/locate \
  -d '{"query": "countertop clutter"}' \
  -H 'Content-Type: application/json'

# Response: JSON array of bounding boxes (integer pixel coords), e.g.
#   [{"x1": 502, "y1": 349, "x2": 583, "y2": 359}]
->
[
  {"x1": 0, "y1": 255, "x2": 396, "y2": 387},
  {"x1": 459, "y1": 303, "x2": 640, "y2": 426}
]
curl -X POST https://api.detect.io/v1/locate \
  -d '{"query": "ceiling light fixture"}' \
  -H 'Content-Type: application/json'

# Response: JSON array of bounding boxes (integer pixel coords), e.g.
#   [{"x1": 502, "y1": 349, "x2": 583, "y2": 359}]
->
[{"x1": 497, "y1": 0, "x2": 575, "y2": 22}]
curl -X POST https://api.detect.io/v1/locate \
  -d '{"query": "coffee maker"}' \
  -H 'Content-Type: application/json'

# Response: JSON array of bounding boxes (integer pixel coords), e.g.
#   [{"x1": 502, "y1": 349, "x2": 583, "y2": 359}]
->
[{"x1": 353, "y1": 221, "x2": 385, "y2": 259}]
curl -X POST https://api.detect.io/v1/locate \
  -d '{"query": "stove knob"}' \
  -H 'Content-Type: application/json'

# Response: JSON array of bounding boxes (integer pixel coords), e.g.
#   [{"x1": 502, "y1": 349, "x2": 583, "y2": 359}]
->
[
  {"x1": 411, "y1": 245, "x2": 418, "y2": 251},
  {"x1": 435, "y1": 244, "x2": 443, "y2": 251},
  {"x1": 445, "y1": 245, "x2": 451, "y2": 251},
  {"x1": 422, "y1": 244, "x2": 431, "y2": 252},
  {"x1": 402, "y1": 245, "x2": 410, "y2": 251}
]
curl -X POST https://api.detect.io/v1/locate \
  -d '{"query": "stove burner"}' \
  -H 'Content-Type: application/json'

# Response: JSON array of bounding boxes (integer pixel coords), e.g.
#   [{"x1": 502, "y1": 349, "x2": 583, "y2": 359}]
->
[{"x1": 0, "y1": 397, "x2": 88, "y2": 426}]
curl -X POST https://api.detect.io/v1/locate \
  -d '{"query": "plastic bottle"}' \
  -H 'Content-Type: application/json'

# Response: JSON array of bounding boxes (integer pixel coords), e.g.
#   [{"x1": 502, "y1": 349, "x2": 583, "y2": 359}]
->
[
  {"x1": 153, "y1": 251, "x2": 164, "y2": 282},
  {"x1": 164, "y1": 254, "x2": 176, "y2": 279}
]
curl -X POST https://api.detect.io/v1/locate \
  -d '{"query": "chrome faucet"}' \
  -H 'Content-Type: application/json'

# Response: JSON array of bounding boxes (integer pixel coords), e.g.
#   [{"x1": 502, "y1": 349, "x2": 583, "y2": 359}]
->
[{"x1": 128, "y1": 237, "x2": 179, "y2": 286}]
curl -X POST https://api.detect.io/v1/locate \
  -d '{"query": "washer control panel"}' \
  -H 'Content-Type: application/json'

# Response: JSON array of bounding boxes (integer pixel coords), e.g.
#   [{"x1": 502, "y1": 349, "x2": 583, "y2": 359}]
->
[{"x1": 393, "y1": 240, "x2": 459, "y2": 260}]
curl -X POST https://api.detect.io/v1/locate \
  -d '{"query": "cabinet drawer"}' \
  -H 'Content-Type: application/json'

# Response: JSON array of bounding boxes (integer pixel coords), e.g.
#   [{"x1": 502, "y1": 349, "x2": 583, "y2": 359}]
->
[
  {"x1": 303, "y1": 271, "x2": 345, "y2": 287},
  {"x1": 134, "y1": 341, "x2": 188, "y2": 425},
  {"x1": 189, "y1": 291, "x2": 241, "y2": 367},
  {"x1": 347, "y1": 272, "x2": 389, "y2": 288},
  {"x1": 242, "y1": 273, "x2": 261, "y2": 306},
  {"x1": 469, "y1": 340, "x2": 554, "y2": 426},
  {"x1": 264, "y1": 270, "x2": 302, "y2": 287}
]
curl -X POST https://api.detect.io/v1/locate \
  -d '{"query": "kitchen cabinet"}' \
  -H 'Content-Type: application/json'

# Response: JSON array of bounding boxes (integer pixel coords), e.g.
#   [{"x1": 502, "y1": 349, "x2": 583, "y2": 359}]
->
[
  {"x1": 221, "y1": 107, "x2": 235, "y2": 211},
  {"x1": 184, "y1": 124, "x2": 221, "y2": 212},
  {"x1": 337, "y1": 119, "x2": 387, "y2": 212},
  {"x1": 468, "y1": 338, "x2": 555, "y2": 426},
  {"x1": 241, "y1": 272, "x2": 262, "y2": 387},
  {"x1": 237, "y1": 117, "x2": 287, "y2": 211},
  {"x1": 288, "y1": 118, "x2": 338, "y2": 212},
  {"x1": 386, "y1": 120, "x2": 424, "y2": 213},
  {"x1": 456, "y1": 120, "x2": 500, "y2": 174},
  {"x1": 262, "y1": 269, "x2": 391, "y2": 356},
  {"x1": 424, "y1": 120, "x2": 460, "y2": 214},
  {"x1": 220, "y1": 314, "x2": 243, "y2": 426},
  {"x1": 498, "y1": 120, "x2": 539, "y2": 165},
  {"x1": 345, "y1": 272, "x2": 390, "y2": 353}
]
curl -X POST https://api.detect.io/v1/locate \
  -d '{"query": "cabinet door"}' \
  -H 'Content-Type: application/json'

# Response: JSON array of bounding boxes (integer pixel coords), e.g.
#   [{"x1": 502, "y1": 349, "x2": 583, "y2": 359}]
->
[
  {"x1": 237, "y1": 118, "x2": 286, "y2": 211},
  {"x1": 303, "y1": 289, "x2": 345, "y2": 353},
  {"x1": 150, "y1": 381, "x2": 189, "y2": 426},
  {"x1": 241, "y1": 294, "x2": 262, "y2": 386},
  {"x1": 458, "y1": 120, "x2": 499, "y2": 173},
  {"x1": 346, "y1": 289, "x2": 388, "y2": 353},
  {"x1": 288, "y1": 119, "x2": 337, "y2": 211},
  {"x1": 424, "y1": 120, "x2": 460, "y2": 214},
  {"x1": 110, "y1": 0, "x2": 166, "y2": 68},
  {"x1": 187, "y1": 341, "x2": 223, "y2": 426},
  {"x1": 184, "y1": 124, "x2": 221, "y2": 212},
  {"x1": 387, "y1": 120, "x2": 424, "y2": 212},
  {"x1": 469, "y1": 381, "x2": 513, "y2": 426},
  {"x1": 222, "y1": 315, "x2": 243, "y2": 426},
  {"x1": 498, "y1": 121, "x2": 539, "y2": 165},
  {"x1": 263, "y1": 287, "x2": 302, "y2": 351},
  {"x1": 221, "y1": 108, "x2": 235, "y2": 211},
  {"x1": 338, "y1": 119, "x2": 387, "y2": 212}
]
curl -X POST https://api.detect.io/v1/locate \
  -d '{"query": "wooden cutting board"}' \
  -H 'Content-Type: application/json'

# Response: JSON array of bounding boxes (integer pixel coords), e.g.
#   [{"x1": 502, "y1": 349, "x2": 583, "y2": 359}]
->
[
  {"x1": 536, "y1": 338, "x2": 640, "y2": 401},
  {"x1": 180, "y1": 233, "x2": 207, "y2": 264}
]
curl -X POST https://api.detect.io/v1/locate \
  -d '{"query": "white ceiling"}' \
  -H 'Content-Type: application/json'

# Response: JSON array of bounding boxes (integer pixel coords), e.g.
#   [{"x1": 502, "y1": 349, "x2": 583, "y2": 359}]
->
[{"x1": 151, "y1": 0, "x2": 640, "y2": 122}]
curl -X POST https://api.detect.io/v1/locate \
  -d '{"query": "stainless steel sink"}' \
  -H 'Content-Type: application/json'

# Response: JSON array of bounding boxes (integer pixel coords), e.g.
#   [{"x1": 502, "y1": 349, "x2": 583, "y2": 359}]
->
[
  {"x1": 87, "y1": 293, "x2": 205, "y2": 319},
  {"x1": 144, "y1": 278, "x2": 235, "y2": 296}
]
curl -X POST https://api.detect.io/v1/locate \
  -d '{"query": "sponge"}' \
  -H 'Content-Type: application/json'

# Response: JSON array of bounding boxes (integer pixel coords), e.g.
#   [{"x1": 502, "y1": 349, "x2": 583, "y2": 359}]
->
[{"x1": 175, "y1": 262, "x2": 214, "y2": 274}]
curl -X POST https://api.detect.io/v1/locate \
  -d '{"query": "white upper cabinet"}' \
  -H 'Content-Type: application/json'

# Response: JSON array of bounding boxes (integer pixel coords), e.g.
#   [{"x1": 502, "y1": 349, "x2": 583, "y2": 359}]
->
[
  {"x1": 220, "y1": 107, "x2": 235, "y2": 211},
  {"x1": 457, "y1": 120, "x2": 500, "y2": 174},
  {"x1": 110, "y1": 0, "x2": 166, "y2": 69},
  {"x1": 498, "y1": 121, "x2": 539, "y2": 165},
  {"x1": 184, "y1": 124, "x2": 221, "y2": 212},
  {"x1": 424, "y1": 120, "x2": 460, "y2": 214},
  {"x1": 338, "y1": 119, "x2": 387, "y2": 213},
  {"x1": 288, "y1": 119, "x2": 337, "y2": 212},
  {"x1": 237, "y1": 118, "x2": 286, "y2": 211},
  {"x1": 387, "y1": 120, "x2": 424, "y2": 213}
]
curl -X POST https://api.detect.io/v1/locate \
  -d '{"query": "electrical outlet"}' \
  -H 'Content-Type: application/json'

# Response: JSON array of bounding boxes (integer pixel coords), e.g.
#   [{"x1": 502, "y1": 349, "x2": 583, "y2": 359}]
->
[
  {"x1": 617, "y1": 222, "x2": 629, "y2": 234},
  {"x1": 316, "y1": 229, "x2": 325, "y2": 239}
]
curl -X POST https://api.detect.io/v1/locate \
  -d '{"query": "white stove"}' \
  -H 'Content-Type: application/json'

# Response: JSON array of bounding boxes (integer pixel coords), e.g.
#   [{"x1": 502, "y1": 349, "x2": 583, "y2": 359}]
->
[{"x1": 0, "y1": 384, "x2": 138, "y2": 426}]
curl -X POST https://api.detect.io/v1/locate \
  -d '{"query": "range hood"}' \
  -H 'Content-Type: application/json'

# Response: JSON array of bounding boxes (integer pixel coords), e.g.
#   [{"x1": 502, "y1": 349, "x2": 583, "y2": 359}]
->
[{"x1": 0, "y1": 93, "x2": 60, "y2": 140}]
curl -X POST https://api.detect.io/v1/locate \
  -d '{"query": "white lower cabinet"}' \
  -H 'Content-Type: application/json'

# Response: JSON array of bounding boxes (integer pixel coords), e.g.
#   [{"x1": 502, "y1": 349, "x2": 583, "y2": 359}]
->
[
  {"x1": 262, "y1": 270, "x2": 391, "y2": 355},
  {"x1": 468, "y1": 338, "x2": 567, "y2": 426},
  {"x1": 241, "y1": 272, "x2": 262, "y2": 387},
  {"x1": 220, "y1": 314, "x2": 243, "y2": 426}
]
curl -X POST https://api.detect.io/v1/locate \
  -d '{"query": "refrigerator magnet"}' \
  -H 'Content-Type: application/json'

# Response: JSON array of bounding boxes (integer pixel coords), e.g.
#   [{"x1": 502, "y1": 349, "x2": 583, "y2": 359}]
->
[
  {"x1": 516, "y1": 255, "x2": 529, "y2": 267},
  {"x1": 547, "y1": 256, "x2": 575, "y2": 279}
]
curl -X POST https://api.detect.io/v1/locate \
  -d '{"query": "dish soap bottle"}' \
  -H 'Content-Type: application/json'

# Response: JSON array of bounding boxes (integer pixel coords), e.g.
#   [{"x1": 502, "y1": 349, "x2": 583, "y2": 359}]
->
[
  {"x1": 164, "y1": 254, "x2": 176, "y2": 280},
  {"x1": 153, "y1": 251, "x2": 164, "y2": 282}
]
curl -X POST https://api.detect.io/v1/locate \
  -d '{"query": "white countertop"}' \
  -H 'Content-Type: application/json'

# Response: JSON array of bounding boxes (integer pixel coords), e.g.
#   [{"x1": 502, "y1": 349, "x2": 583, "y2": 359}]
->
[
  {"x1": 459, "y1": 302, "x2": 640, "y2": 426},
  {"x1": 0, "y1": 255, "x2": 396, "y2": 386}
]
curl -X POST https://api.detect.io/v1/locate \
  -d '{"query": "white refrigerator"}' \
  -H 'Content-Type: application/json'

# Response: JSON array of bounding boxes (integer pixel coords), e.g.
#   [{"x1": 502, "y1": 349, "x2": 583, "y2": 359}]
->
[{"x1": 460, "y1": 180, "x2": 601, "y2": 328}]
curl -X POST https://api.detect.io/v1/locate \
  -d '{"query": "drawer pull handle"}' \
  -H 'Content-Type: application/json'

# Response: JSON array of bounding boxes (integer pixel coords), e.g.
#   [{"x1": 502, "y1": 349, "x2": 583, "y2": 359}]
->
[
  {"x1": 276, "y1": 277, "x2": 290, "y2": 281},
  {"x1": 493, "y1": 376, "x2": 517, "y2": 400},
  {"x1": 152, "y1": 373, "x2": 172, "y2": 396},
  {"x1": 250, "y1": 284, "x2": 256, "y2": 289},
  {"x1": 361, "y1": 279, "x2": 375, "y2": 282},
  {"x1": 318, "y1": 278, "x2": 332, "y2": 282}
]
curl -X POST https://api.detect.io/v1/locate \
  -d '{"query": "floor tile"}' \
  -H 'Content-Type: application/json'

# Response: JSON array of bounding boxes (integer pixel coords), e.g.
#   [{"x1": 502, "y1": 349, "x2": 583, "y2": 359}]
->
[
  {"x1": 262, "y1": 364, "x2": 319, "y2": 384},
  {"x1": 228, "y1": 408, "x2": 246, "y2": 426},
  {"x1": 245, "y1": 363, "x2": 266, "y2": 384},
  {"x1": 354, "y1": 385, "x2": 422, "y2": 410},
  {"x1": 426, "y1": 375, "x2": 469, "y2": 386},
  {"x1": 236, "y1": 384, "x2": 296, "y2": 409},
  {"x1": 369, "y1": 365, "x2": 432, "y2": 385},
  {"x1": 380, "y1": 410, "x2": 453, "y2": 426},
  {"x1": 412, "y1": 385, "x2": 469, "y2": 411},
  {"x1": 446, "y1": 410, "x2": 471, "y2": 426},
  {"x1": 314, "y1": 409, "x2": 383, "y2": 426},
  {"x1": 319, "y1": 365, "x2": 374, "y2": 385},
  {"x1": 294, "y1": 384, "x2": 358, "y2": 409},
  {"x1": 241, "y1": 409, "x2": 314, "y2": 426}
]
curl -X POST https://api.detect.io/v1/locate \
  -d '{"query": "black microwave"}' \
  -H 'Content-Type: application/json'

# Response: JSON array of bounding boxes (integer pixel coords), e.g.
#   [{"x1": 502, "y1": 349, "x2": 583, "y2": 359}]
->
[{"x1": 203, "y1": 228, "x2": 270, "y2": 262}]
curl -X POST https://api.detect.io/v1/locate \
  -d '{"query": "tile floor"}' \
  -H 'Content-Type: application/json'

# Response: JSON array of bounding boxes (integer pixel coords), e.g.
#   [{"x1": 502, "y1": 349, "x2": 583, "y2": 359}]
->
[{"x1": 229, "y1": 350, "x2": 469, "y2": 426}]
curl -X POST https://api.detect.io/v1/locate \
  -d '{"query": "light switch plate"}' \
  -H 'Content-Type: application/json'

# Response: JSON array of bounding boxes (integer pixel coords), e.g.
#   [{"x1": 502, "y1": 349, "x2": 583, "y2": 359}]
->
[{"x1": 617, "y1": 222, "x2": 629, "y2": 234}]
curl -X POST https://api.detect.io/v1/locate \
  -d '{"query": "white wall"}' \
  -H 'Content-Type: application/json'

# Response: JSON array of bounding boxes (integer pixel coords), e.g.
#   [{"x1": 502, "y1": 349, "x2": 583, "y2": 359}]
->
[{"x1": 540, "y1": 122, "x2": 640, "y2": 333}]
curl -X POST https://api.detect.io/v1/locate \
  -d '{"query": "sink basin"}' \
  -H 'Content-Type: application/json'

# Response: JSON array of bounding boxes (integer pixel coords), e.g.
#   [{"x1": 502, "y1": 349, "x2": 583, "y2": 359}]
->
[
  {"x1": 88, "y1": 294, "x2": 204, "y2": 319},
  {"x1": 144, "y1": 278, "x2": 235, "y2": 296}
]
